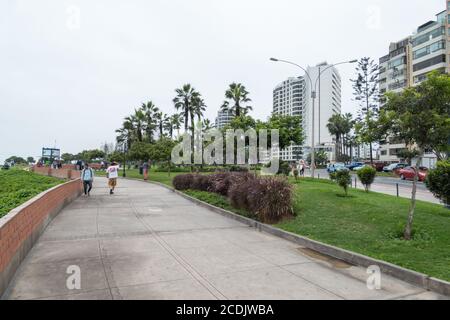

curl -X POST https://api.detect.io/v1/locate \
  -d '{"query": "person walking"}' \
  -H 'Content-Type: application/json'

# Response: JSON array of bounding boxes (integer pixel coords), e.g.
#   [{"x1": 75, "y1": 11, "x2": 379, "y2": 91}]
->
[
  {"x1": 106, "y1": 162, "x2": 119, "y2": 195},
  {"x1": 81, "y1": 164, "x2": 94, "y2": 196},
  {"x1": 143, "y1": 160, "x2": 149, "y2": 181}
]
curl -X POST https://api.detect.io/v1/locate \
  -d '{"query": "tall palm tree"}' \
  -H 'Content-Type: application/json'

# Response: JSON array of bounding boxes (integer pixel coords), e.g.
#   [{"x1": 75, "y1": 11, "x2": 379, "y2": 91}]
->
[
  {"x1": 141, "y1": 101, "x2": 159, "y2": 142},
  {"x1": 202, "y1": 118, "x2": 213, "y2": 132},
  {"x1": 173, "y1": 84, "x2": 200, "y2": 133},
  {"x1": 221, "y1": 83, "x2": 252, "y2": 117},
  {"x1": 130, "y1": 109, "x2": 146, "y2": 142},
  {"x1": 193, "y1": 97, "x2": 207, "y2": 122},
  {"x1": 165, "y1": 113, "x2": 182, "y2": 139},
  {"x1": 116, "y1": 118, "x2": 136, "y2": 148},
  {"x1": 327, "y1": 114, "x2": 344, "y2": 161},
  {"x1": 155, "y1": 112, "x2": 169, "y2": 139}
]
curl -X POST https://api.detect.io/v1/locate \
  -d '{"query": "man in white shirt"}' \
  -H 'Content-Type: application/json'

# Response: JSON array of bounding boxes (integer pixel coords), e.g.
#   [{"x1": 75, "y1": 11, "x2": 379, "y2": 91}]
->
[{"x1": 106, "y1": 162, "x2": 119, "y2": 195}]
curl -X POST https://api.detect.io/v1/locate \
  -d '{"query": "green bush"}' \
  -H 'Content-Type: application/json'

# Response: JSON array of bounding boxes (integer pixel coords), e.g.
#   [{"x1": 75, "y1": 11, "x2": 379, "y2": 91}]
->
[
  {"x1": 425, "y1": 161, "x2": 450, "y2": 207},
  {"x1": 357, "y1": 166, "x2": 377, "y2": 192},
  {"x1": 335, "y1": 170, "x2": 351, "y2": 196}
]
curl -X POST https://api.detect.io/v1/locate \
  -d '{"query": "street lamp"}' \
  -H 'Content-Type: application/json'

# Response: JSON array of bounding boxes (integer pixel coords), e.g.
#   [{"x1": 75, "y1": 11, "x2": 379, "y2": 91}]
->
[
  {"x1": 122, "y1": 142, "x2": 128, "y2": 178},
  {"x1": 270, "y1": 57, "x2": 357, "y2": 178}
]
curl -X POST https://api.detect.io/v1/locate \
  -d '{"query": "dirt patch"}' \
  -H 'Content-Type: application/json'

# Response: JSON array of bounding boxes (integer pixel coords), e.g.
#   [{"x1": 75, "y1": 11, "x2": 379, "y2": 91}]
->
[{"x1": 297, "y1": 247, "x2": 353, "y2": 269}]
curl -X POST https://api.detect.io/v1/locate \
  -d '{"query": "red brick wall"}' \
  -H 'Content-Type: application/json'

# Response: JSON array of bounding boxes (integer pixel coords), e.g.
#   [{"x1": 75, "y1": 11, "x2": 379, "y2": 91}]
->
[
  {"x1": 0, "y1": 180, "x2": 82, "y2": 274},
  {"x1": 31, "y1": 166, "x2": 80, "y2": 180}
]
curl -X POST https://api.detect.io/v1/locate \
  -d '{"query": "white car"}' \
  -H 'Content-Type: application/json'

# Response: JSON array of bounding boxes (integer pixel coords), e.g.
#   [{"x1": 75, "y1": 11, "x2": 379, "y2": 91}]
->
[{"x1": 354, "y1": 164, "x2": 372, "y2": 171}]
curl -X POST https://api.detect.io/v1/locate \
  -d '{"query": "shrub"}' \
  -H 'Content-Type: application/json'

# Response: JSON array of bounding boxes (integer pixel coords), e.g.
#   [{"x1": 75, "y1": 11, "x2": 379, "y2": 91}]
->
[
  {"x1": 425, "y1": 160, "x2": 450, "y2": 207},
  {"x1": 191, "y1": 174, "x2": 213, "y2": 192},
  {"x1": 293, "y1": 169, "x2": 299, "y2": 180},
  {"x1": 329, "y1": 171, "x2": 337, "y2": 180},
  {"x1": 357, "y1": 166, "x2": 376, "y2": 192},
  {"x1": 228, "y1": 165, "x2": 249, "y2": 172},
  {"x1": 208, "y1": 172, "x2": 255, "y2": 196},
  {"x1": 335, "y1": 170, "x2": 351, "y2": 196},
  {"x1": 172, "y1": 174, "x2": 194, "y2": 190},
  {"x1": 247, "y1": 177, "x2": 293, "y2": 223},
  {"x1": 228, "y1": 179, "x2": 254, "y2": 211}
]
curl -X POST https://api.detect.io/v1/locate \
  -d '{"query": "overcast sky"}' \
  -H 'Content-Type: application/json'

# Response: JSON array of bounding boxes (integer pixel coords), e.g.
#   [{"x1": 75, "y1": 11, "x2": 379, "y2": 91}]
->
[{"x1": 0, "y1": 0, "x2": 445, "y2": 163}]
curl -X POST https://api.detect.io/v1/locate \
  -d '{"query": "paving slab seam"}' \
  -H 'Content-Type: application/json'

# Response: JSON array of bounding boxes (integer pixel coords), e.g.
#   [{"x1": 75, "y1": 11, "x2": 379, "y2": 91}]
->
[
  {"x1": 278, "y1": 265, "x2": 346, "y2": 300},
  {"x1": 384, "y1": 290, "x2": 432, "y2": 301},
  {"x1": 95, "y1": 207, "x2": 117, "y2": 300},
  {"x1": 129, "y1": 203, "x2": 228, "y2": 300}
]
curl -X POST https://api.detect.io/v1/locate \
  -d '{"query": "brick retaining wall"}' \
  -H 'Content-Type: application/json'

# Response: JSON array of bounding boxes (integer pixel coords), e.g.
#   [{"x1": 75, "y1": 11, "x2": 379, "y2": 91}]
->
[
  {"x1": 31, "y1": 166, "x2": 80, "y2": 180},
  {"x1": 0, "y1": 179, "x2": 82, "y2": 296}
]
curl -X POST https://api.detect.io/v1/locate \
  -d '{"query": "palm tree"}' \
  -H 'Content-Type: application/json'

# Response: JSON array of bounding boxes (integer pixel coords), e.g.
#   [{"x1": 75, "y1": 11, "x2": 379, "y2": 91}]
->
[
  {"x1": 141, "y1": 101, "x2": 159, "y2": 142},
  {"x1": 155, "y1": 112, "x2": 169, "y2": 139},
  {"x1": 202, "y1": 119, "x2": 213, "y2": 132},
  {"x1": 193, "y1": 97, "x2": 207, "y2": 122},
  {"x1": 327, "y1": 114, "x2": 344, "y2": 161},
  {"x1": 165, "y1": 113, "x2": 182, "y2": 139},
  {"x1": 116, "y1": 118, "x2": 135, "y2": 148},
  {"x1": 173, "y1": 84, "x2": 201, "y2": 133},
  {"x1": 130, "y1": 109, "x2": 146, "y2": 142},
  {"x1": 221, "y1": 83, "x2": 252, "y2": 117}
]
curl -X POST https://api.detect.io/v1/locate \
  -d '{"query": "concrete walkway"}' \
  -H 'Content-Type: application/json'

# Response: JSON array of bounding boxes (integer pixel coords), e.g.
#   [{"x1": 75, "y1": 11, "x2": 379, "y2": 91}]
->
[{"x1": 2, "y1": 178, "x2": 446, "y2": 300}]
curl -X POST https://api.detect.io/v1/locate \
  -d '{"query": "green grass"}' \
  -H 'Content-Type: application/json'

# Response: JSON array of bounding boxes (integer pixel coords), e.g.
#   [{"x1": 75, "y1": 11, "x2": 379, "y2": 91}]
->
[
  {"x1": 0, "y1": 169, "x2": 64, "y2": 218},
  {"x1": 110, "y1": 170, "x2": 450, "y2": 281},
  {"x1": 277, "y1": 178, "x2": 450, "y2": 281}
]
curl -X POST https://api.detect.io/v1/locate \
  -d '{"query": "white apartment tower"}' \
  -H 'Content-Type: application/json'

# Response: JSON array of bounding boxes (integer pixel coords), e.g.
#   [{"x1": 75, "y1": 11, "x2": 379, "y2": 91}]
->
[
  {"x1": 214, "y1": 109, "x2": 234, "y2": 129},
  {"x1": 272, "y1": 62, "x2": 342, "y2": 162}
]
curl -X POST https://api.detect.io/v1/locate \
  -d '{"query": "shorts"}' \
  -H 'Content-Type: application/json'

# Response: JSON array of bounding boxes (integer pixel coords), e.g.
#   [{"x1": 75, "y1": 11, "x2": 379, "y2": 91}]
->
[{"x1": 108, "y1": 178, "x2": 117, "y2": 188}]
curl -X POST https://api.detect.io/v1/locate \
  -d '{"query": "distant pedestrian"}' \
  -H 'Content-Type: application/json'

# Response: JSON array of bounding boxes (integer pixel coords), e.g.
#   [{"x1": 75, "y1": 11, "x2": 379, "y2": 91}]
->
[
  {"x1": 81, "y1": 164, "x2": 94, "y2": 196},
  {"x1": 143, "y1": 161, "x2": 149, "y2": 181},
  {"x1": 106, "y1": 162, "x2": 119, "y2": 195}
]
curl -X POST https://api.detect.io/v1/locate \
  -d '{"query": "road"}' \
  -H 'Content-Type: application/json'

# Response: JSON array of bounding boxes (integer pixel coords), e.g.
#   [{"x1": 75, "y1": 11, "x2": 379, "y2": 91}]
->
[
  {"x1": 3, "y1": 177, "x2": 445, "y2": 300},
  {"x1": 312, "y1": 169, "x2": 441, "y2": 204}
]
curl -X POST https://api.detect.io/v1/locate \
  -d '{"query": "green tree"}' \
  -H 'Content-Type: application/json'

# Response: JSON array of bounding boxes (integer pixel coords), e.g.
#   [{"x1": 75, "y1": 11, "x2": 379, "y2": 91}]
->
[
  {"x1": 5, "y1": 156, "x2": 27, "y2": 165},
  {"x1": 128, "y1": 142, "x2": 152, "y2": 161},
  {"x1": 149, "y1": 138, "x2": 176, "y2": 176},
  {"x1": 327, "y1": 113, "x2": 353, "y2": 161},
  {"x1": 307, "y1": 150, "x2": 328, "y2": 166},
  {"x1": 61, "y1": 153, "x2": 74, "y2": 163},
  {"x1": 221, "y1": 83, "x2": 252, "y2": 117},
  {"x1": 173, "y1": 84, "x2": 201, "y2": 133},
  {"x1": 351, "y1": 57, "x2": 380, "y2": 164},
  {"x1": 26, "y1": 157, "x2": 35, "y2": 164},
  {"x1": 378, "y1": 71, "x2": 450, "y2": 240},
  {"x1": 425, "y1": 160, "x2": 450, "y2": 207},
  {"x1": 357, "y1": 166, "x2": 376, "y2": 192},
  {"x1": 335, "y1": 170, "x2": 351, "y2": 196}
]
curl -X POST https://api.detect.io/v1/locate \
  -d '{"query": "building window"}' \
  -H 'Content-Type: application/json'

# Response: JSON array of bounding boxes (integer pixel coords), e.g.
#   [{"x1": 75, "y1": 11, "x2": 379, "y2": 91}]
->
[
  {"x1": 412, "y1": 26, "x2": 445, "y2": 47},
  {"x1": 413, "y1": 54, "x2": 446, "y2": 72}
]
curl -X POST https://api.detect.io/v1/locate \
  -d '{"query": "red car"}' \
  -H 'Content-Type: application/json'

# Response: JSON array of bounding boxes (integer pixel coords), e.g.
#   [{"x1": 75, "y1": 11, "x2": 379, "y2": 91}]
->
[{"x1": 398, "y1": 167, "x2": 428, "y2": 182}]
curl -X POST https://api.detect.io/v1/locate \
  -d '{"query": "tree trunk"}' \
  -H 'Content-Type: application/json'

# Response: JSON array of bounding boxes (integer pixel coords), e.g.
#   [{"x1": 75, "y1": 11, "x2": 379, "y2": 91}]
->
[
  {"x1": 369, "y1": 142, "x2": 374, "y2": 165},
  {"x1": 404, "y1": 158, "x2": 421, "y2": 240}
]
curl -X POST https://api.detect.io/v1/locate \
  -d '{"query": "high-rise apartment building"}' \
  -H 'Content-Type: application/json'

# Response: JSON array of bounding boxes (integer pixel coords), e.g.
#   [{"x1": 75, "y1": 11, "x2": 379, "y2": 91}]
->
[
  {"x1": 214, "y1": 109, "x2": 234, "y2": 129},
  {"x1": 272, "y1": 63, "x2": 342, "y2": 162},
  {"x1": 379, "y1": 5, "x2": 449, "y2": 168}
]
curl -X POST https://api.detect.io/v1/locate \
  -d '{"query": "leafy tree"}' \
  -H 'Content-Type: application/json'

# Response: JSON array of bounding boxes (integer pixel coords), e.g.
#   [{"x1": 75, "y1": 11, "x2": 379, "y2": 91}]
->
[
  {"x1": 5, "y1": 156, "x2": 27, "y2": 165},
  {"x1": 261, "y1": 114, "x2": 303, "y2": 150},
  {"x1": 165, "y1": 113, "x2": 183, "y2": 139},
  {"x1": 357, "y1": 166, "x2": 376, "y2": 192},
  {"x1": 307, "y1": 150, "x2": 328, "y2": 166},
  {"x1": 27, "y1": 157, "x2": 35, "y2": 164},
  {"x1": 425, "y1": 160, "x2": 450, "y2": 207},
  {"x1": 61, "y1": 153, "x2": 74, "y2": 163},
  {"x1": 351, "y1": 57, "x2": 380, "y2": 164},
  {"x1": 149, "y1": 138, "x2": 176, "y2": 176},
  {"x1": 335, "y1": 170, "x2": 351, "y2": 196},
  {"x1": 221, "y1": 83, "x2": 252, "y2": 117},
  {"x1": 129, "y1": 142, "x2": 152, "y2": 161},
  {"x1": 378, "y1": 71, "x2": 450, "y2": 240}
]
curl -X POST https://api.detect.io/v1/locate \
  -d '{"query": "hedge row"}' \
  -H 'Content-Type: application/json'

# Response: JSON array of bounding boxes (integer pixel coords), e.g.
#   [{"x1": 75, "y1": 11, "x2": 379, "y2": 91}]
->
[{"x1": 172, "y1": 172, "x2": 293, "y2": 223}]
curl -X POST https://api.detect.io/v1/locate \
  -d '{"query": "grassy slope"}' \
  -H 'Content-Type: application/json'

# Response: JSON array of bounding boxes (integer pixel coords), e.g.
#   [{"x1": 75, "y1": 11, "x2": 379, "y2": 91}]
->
[
  {"x1": 0, "y1": 169, "x2": 64, "y2": 218},
  {"x1": 105, "y1": 170, "x2": 450, "y2": 281}
]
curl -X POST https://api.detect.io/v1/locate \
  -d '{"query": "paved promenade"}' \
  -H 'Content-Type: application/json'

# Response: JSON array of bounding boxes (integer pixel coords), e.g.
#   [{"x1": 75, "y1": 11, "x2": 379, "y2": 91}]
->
[{"x1": 2, "y1": 178, "x2": 446, "y2": 300}]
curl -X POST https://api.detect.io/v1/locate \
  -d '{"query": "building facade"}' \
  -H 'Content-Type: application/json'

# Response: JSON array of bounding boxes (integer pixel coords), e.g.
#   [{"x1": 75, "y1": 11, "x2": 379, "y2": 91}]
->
[
  {"x1": 272, "y1": 63, "x2": 341, "y2": 162},
  {"x1": 214, "y1": 109, "x2": 234, "y2": 129},
  {"x1": 378, "y1": 5, "x2": 449, "y2": 168}
]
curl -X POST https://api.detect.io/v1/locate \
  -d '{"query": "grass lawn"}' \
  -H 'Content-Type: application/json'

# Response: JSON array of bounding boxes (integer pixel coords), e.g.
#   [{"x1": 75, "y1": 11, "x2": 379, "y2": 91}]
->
[
  {"x1": 0, "y1": 169, "x2": 64, "y2": 218},
  {"x1": 128, "y1": 171, "x2": 450, "y2": 282},
  {"x1": 277, "y1": 178, "x2": 450, "y2": 282}
]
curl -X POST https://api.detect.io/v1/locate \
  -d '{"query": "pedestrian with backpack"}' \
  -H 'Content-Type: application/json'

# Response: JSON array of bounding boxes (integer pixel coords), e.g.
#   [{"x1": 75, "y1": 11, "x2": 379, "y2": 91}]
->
[{"x1": 81, "y1": 164, "x2": 94, "y2": 196}]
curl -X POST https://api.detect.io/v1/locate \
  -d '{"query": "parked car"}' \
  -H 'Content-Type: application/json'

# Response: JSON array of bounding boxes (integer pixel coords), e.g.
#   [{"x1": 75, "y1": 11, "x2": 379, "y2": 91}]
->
[
  {"x1": 327, "y1": 163, "x2": 349, "y2": 173},
  {"x1": 398, "y1": 167, "x2": 428, "y2": 182},
  {"x1": 346, "y1": 162, "x2": 364, "y2": 171},
  {"x1": 383, "y1": 163, "x2": 408, "y2": 173},
  {"x1": 373, "y1": 161, "x2": 389, "y2": 172}
]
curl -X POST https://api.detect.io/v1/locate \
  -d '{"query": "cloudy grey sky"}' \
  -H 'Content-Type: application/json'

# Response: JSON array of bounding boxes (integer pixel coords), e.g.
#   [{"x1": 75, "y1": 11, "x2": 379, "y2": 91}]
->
[{"x1": 0, "y1": 0, "x2": 444, "y2": 163}]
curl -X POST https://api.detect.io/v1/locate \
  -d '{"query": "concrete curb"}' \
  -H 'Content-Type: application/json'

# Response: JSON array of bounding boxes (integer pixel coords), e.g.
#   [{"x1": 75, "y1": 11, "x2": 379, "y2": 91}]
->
[{"x1": 140, "y1": 178, "x2": 450, "y2": 297}]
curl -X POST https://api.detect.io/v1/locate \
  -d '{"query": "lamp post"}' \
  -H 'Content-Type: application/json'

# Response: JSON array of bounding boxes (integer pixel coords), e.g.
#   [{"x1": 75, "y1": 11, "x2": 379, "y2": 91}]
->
[
  {"x1": 270, "y1": 58, "x2": 357, "y2": 178},
  {"x1": 122, "y1": 141, "x2": 128, "y2": 178}
]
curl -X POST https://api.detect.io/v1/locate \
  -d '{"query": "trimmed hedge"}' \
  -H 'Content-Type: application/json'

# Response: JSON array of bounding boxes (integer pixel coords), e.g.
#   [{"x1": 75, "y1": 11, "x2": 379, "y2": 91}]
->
[{"x1": 173, "y1": 172, "x2": 293, "y2": 223}]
